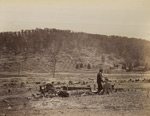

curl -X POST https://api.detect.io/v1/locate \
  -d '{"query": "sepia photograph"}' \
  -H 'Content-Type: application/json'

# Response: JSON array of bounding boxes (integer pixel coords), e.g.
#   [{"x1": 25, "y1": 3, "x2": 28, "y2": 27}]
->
[{"x1": 0, "y1": 0, "x2": 150, "y2": 116}]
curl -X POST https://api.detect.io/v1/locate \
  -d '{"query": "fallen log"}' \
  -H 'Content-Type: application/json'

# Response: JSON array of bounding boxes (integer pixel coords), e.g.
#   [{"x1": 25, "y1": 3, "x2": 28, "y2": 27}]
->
[
  {"x1": 58, "y1": 90, "x2": 69, "y2": 97},
  {"x1": 62, "y1": 86, "x2": 91, "y2": 91},
  {"x1": 68, "y1": 90, "x2": 91, "y2": 96}
]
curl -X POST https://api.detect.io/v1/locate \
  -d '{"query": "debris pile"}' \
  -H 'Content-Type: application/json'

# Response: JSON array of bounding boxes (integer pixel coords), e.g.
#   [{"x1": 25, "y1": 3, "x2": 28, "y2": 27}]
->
[
  {"x1": 39, "y1": 83, "x2": 58, "y2": 97},
  {"x1": 31, "y1": 80, "x2": 124, "y2": 99},
  {"x1": 33, "y1": 82, "x2": 93, "y2": 98}
]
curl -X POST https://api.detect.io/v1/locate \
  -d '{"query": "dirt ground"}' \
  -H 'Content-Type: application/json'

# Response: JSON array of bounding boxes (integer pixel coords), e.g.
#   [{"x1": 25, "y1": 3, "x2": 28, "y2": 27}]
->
[{"x1": 0, "y1": 72, "x2": 150, "y2": 116}]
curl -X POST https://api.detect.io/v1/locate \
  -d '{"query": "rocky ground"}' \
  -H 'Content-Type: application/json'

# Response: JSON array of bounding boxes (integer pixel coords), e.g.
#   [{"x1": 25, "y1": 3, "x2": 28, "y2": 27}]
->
[{"x1": 0, "y1": 73, "x2": 150, "y2": 116}]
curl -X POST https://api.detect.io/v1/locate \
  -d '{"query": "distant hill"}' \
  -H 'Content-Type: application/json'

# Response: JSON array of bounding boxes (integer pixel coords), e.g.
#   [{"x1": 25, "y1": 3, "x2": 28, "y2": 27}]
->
[{"x1": 0, "y1": 28, "x2": 150, "y2": 73}]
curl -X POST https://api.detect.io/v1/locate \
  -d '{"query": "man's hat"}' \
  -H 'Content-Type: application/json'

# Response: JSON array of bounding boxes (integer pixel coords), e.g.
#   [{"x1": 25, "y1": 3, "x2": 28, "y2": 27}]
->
[{"x1": 99, "y1": 69, "x2": 103, "y2": 72}]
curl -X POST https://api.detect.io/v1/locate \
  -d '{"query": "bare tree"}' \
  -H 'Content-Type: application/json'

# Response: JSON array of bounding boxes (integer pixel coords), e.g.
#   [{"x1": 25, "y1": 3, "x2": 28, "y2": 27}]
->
[
  {"x1": 47, "y1": 39, "x2": 62, "y2": 78},
  {"x1": 101, "y1": 55, "x2": 105, "y2": 63},
  {"x1": 15, "y1": 45, "x2": 29, "y2": 76}
]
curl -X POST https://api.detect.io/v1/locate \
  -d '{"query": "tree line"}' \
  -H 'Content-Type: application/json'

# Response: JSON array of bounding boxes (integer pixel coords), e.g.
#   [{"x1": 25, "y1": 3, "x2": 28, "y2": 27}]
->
[{"x1": 0, "y1": 28, "x2": 150, "y2": 72}]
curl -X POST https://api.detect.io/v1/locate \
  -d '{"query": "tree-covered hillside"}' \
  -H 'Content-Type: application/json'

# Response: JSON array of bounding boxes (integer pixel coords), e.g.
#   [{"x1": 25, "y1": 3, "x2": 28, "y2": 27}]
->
[{"x1": 0, "y1": 28, "x2": 150, "y2": 73}]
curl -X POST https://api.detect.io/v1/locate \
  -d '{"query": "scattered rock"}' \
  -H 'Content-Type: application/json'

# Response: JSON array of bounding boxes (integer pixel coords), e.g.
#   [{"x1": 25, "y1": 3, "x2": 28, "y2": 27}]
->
[
  {"x1": 69, "y1": 81, "x2": 73, "y2": 85},
  {"x1": 8, "y1": 89, "x2": 11, "y2": 93},
  {"x1": 57, "y1": 82, "x2": 61, "y2": 85},
  {"x1": 36, "y1": 82, "x2": 40, "y2": 84},
  {"x1": 7, "y1": 106, "x2": 12, "y2": 110},
  {"x1": 21, "y1": 82, "x2": 25, "y2": 87}
]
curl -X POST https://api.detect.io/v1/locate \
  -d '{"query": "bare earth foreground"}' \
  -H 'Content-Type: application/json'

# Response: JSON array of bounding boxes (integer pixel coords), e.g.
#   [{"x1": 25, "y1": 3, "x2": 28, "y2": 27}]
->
[{"x1": 0, "y1": 72, "x2": 150, "y2": 116}]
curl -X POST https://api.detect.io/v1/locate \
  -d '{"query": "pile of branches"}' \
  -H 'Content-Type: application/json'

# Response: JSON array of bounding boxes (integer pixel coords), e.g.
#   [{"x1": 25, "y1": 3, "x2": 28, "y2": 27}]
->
[{"x1": 39, "y1": 83, "x2": 69, "y2": 98}]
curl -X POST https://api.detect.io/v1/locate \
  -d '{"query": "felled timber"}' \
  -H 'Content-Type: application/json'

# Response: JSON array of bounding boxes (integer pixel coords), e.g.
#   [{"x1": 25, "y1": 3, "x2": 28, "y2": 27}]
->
[
  {"x1": 68, "y1": 90, "x2": 91, "y2": 96},
  {"x1": 62, "y1": 86, "x2": 91, "y2": 91}
]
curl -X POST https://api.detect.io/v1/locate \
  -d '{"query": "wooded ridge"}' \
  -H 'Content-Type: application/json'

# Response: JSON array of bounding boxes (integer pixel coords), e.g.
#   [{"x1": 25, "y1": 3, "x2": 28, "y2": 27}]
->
[{"x1": 0, "y1": 28, "x2": 150, "y2": 73}]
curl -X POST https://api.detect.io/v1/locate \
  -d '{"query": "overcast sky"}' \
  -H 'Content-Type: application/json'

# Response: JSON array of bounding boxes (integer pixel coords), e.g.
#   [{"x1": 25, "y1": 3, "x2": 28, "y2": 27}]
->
[{"x1": 0, "y1": 0, "x2": 150, "y2": 40}]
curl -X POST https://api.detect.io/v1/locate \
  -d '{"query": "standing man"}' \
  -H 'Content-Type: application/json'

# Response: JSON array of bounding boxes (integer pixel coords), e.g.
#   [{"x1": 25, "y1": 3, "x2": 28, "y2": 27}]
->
[{"x1": 97, "y1": 69, "x2": 104, "y2": 93}]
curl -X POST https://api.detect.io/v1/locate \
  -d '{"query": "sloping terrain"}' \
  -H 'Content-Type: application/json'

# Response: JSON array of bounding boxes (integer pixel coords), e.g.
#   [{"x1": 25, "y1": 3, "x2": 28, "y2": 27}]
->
[{"x1": 0, "y1": 28, "x2": 150, "y2": 73}]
